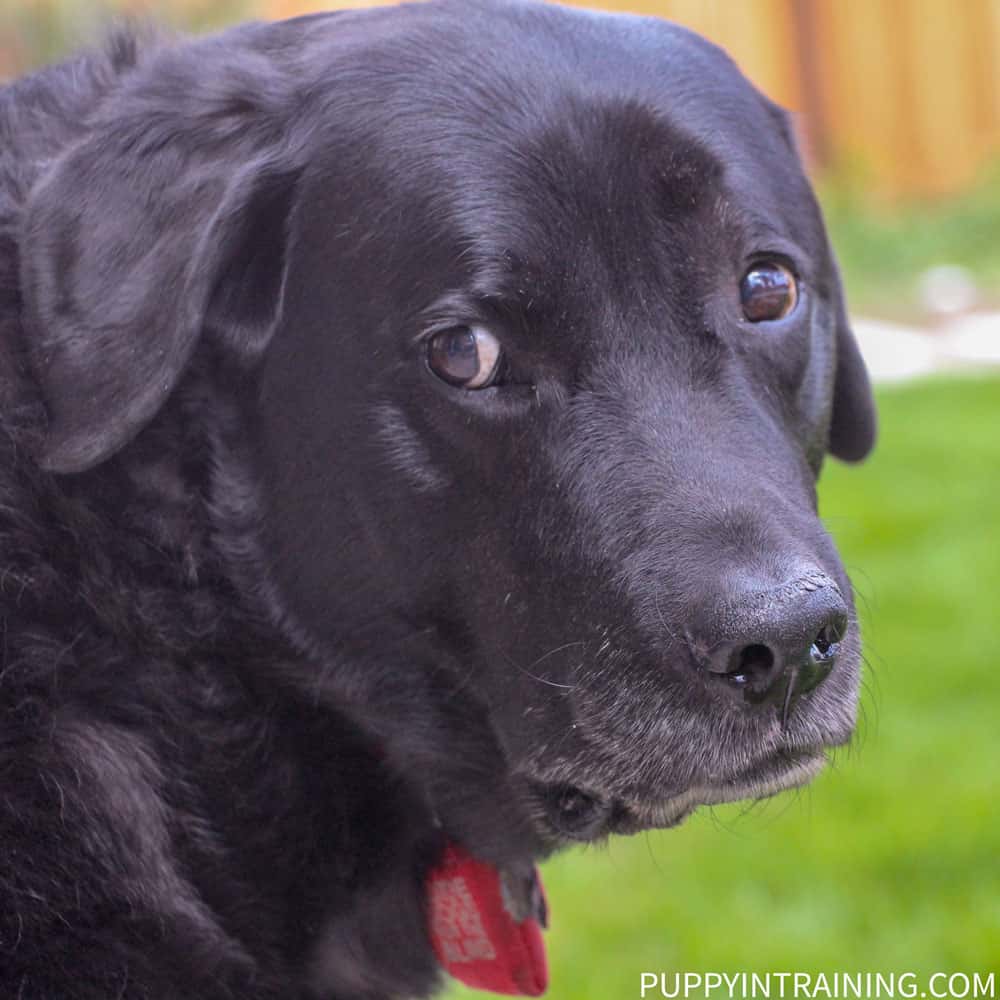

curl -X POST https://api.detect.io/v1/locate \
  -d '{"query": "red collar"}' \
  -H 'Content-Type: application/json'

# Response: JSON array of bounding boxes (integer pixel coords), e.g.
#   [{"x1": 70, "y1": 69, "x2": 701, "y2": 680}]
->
[{"x1": 427, "y1": 842, "x2": 548, "y2": 996}]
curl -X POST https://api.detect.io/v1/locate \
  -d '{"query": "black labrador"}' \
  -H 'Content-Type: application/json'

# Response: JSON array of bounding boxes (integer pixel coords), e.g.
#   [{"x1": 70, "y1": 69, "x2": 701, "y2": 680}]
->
[{"x1": 0, "y1": 1, "x2": 876, "y2": 997}]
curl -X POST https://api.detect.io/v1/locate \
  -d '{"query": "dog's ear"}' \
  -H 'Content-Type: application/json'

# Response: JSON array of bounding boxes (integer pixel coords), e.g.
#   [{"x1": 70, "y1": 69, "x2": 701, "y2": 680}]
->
[
  {"x1": 20, "y1": 56, "x2": 300, "y2": 475},
  {"x1": 827, "y1": 265, "x2": 877, "y2": 463}
]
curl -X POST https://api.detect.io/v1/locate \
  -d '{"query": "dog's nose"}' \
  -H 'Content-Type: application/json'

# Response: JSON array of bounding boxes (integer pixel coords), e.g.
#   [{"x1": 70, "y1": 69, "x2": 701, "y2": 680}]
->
[{"x1": 689, "y1": 572, "x2": 849, "y2": 717}]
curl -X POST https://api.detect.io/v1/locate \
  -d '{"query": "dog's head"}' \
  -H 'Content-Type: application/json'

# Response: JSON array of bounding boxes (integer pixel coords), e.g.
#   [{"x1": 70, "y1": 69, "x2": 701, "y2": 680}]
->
[{"x1": 21, "y1": 1, "x2": 875, "y2": 851}]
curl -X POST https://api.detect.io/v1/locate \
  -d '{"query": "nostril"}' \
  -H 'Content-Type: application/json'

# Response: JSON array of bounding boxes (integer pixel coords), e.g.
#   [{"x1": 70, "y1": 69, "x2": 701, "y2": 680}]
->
[
  {"x1": 797, "y1": 611, "x2": 849, "y2": 700},
  {"x1": 812, "y1": 630, "x2": 834, "y2": 658},
  {"x1": 728, "y1": 642, "x2": 775, "y2": 684},
  {"x1": 811, "y1": 612, "x2": 848, "y2": 659}
]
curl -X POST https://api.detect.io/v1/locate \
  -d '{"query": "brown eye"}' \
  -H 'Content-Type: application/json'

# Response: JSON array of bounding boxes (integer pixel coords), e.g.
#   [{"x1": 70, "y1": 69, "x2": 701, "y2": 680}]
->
[
  {"x1": 740, "y1": 262, "x2": 798, "y2": 322},
  {"x1": 427, "y1": 325, "x2": 502, "y2": 388}
]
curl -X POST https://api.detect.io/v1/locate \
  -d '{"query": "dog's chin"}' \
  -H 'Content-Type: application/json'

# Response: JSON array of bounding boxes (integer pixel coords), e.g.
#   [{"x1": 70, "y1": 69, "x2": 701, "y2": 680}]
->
[
  {"x1": 528, "y1": 748, "x2": 828, "y2": 845},
  {"x1": 610, "y1": 748, "x2": 828, "y2": 835}
]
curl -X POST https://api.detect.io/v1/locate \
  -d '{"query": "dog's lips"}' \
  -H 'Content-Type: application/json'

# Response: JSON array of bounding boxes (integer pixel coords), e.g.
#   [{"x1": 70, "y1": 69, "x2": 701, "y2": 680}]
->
[
  {"x1": 610, "y1": 747, "x2": 828, "y2": 835},
  {"x1": 526, "y1": 746, "x2": 830, "y2": 844}
]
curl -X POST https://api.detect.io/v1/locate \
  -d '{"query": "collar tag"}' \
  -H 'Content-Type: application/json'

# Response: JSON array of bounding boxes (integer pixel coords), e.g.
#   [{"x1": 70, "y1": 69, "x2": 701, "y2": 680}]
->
[{"x1": 427, "y1": 843, "x2": 548, "y2": 997}]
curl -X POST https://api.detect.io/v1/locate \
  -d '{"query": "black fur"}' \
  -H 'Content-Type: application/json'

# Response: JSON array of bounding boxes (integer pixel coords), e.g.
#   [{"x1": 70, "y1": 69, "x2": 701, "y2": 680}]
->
[{"x1": 0, "y1": 3, "x2": 875, "y2": 997}]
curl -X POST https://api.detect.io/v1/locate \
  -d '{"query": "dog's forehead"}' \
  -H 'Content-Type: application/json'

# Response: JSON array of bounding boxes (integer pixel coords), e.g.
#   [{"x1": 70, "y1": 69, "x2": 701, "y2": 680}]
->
[
  {"x1": 442, "y1": 113, "x2": 726, "y2": 317},
  {"x1": 301, "y1": 0, "x2": 804, "y2": 205},
  {"x1": 295, "y1": 1, "x2": 823, "y2": 322}
]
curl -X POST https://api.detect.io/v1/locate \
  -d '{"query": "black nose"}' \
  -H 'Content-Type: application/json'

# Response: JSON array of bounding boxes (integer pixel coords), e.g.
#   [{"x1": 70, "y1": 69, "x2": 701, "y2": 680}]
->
[{"x1": 689, "y1": 571, "x2": 849, "y2": 719}]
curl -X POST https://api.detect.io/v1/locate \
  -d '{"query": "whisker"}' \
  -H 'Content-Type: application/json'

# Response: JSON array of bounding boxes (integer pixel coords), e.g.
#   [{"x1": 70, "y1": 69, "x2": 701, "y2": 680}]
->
[{"x1": 525, "y1": 640, "x2": 586, "y2": 674}]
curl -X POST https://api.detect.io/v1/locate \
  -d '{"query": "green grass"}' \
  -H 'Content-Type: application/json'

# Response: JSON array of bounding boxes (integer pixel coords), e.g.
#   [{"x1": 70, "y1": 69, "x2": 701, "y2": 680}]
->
[
  {"x1": 447, "y1": 375, "x2": 1000, "y2": 1000},
  {"x1": 821, "y1": 168, "x2": 1000, "y2": 320}
]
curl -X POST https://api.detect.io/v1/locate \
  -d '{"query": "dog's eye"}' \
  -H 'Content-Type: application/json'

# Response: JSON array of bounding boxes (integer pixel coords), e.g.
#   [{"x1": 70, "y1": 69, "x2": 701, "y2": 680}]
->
[
  {"x1": 740, "y1": 262, "x2": 798, "y2": 322},
  {"x1": 427, "y1": 326, "x2": 502, "y2": 389}
]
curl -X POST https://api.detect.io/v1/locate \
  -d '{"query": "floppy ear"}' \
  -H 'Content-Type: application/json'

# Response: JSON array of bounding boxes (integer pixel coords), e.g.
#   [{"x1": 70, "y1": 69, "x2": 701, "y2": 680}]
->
[
  {"x1": 827, "y1": 266, "x2": 877, "y2": 463},
  {"x1": 20, "y1": 72, "x2": 299, "y2": 475}
]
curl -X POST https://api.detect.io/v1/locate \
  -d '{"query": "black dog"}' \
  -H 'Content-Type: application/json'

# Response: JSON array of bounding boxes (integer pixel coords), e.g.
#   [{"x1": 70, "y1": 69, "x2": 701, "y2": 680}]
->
[{"x1": 0, "y1": 1, "x2": 876, "y2": 997}]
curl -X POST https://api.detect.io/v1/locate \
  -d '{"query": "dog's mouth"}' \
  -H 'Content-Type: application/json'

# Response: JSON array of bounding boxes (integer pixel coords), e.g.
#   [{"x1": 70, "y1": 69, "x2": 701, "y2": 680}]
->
[
  {"x1": 611, "y1": 747, "x2": 827, "y2": 834},
  {"x1": 529, "y1": 747, "x2": 827, "y2": 844}
]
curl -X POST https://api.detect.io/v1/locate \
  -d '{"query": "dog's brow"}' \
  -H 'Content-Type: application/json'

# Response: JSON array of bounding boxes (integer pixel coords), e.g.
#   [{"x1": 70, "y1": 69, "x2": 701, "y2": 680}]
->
[
  {"x1": 418, "y1": 267, "x2": 543, "y2": 331},
  {"x1": 732, "y1": 213, "x2": 812, "y2": 266}
]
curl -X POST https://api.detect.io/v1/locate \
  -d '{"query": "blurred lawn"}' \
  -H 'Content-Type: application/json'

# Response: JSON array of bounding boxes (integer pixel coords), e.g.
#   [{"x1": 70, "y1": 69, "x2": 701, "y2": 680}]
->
[
  {"x1": 448, "y1": 375, "x2": 1000, "y2": 1000},
  {"x1": 821, "y1": 169, "x2": 1000, "y2": 320}
]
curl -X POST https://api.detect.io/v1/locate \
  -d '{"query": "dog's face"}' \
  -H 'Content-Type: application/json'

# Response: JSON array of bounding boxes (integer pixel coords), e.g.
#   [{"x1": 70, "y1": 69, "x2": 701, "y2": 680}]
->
[{"x1": 21, "y1": 2, "x2": 875, "y2": 850}]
